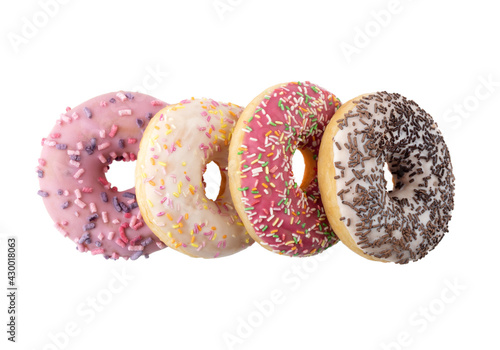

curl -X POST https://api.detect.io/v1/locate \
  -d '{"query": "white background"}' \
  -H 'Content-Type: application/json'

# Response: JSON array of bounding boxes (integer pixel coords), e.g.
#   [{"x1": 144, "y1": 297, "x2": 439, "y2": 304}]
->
[{"x1": 1, "y1": 0, "x2": 499, "y2": 349}]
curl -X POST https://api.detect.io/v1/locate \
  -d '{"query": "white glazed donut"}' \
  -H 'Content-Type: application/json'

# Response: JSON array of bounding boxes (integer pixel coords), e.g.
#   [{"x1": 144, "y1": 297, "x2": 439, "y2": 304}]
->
[
  {"x1": 135, "y1": 98, "x2": 254, "y2": 258},
  {"x1": 318, "y1": 92, "x2": 455, "y2": 264}
]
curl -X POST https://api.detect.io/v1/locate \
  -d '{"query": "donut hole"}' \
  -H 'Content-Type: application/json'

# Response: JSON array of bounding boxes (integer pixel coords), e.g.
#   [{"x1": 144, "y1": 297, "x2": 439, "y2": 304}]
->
[
  {"x1": 203, "y1": 161, "x2": 223, "y2": 201},
  {"x1": 105, "y1": 159, "x2": 136, "y2": 192},
  {"x1": 292, "y1": 148, "x2": 319, "y2": 190},
  {"x1": 292, "y1": 150, "x2": 306, "y2": 188},
  {"x1": 384, "y1": 162, "x2": 394, "y2": 192}
]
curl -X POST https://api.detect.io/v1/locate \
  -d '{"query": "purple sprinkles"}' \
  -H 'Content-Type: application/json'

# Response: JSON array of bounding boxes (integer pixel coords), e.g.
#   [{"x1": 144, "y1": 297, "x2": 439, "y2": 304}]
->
[{"x1": 83, "y1": 107, "x2": 92, "y2": 118}]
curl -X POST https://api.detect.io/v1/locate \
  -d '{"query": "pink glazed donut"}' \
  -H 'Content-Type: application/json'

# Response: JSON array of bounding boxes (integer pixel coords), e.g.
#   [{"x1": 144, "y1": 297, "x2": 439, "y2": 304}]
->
[
  {"x1": 37, "y1": 91, "x2": 167, "y2": 260},
  {"x1": 228, "y1": 82, "x2": 342, "y2": 257}
]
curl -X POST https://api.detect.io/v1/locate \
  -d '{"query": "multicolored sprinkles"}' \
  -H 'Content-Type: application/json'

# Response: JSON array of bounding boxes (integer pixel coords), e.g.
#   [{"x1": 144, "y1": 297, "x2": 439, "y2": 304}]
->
[
  {"x1": 137, "y1": 98, "x2": 253, "y2": 258},
  {"x1": 235, "y1": 82, "x2": 341, "y2": 256}
]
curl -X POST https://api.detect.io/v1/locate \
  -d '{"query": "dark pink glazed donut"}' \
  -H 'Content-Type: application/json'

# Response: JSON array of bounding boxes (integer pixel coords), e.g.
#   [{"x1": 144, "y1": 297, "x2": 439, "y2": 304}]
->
[
  {"x1": 37, "y1": 91, "x2": 167, "y2": 260},
  {"x1": 229, "y1": 82, "x2": 342, "y2": 257}
]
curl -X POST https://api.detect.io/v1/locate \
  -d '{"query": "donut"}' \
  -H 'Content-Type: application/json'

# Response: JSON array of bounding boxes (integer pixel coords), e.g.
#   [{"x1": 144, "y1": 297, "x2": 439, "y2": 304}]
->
[
  {"x1": 228, "y1": 82, "x2": 342, "y2": 257},
  {"x1": 135, "y1": 98, "x2": 253, "y2": 258},
  {"x1": 37, "y1": 91, "x2": 167, "y2": 260},
  {"x1": 318, "y1": 92, "x2": 455, "y2": 264}
]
